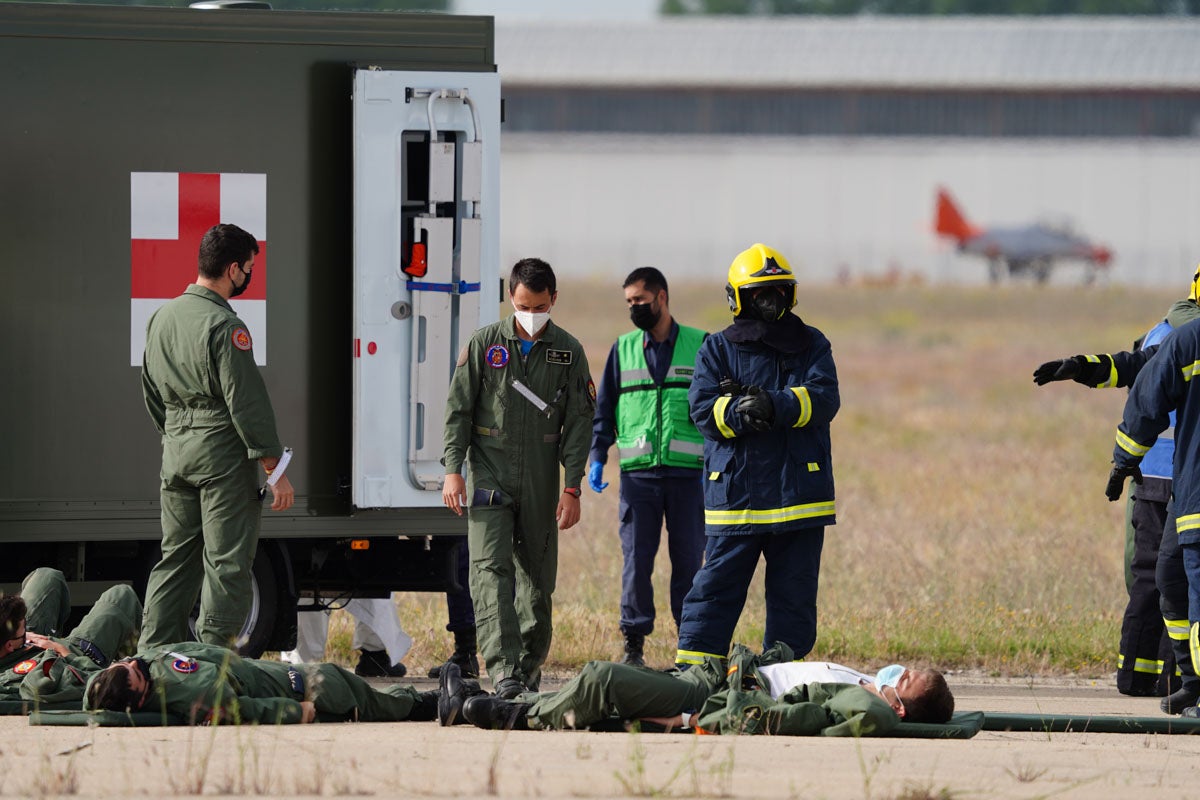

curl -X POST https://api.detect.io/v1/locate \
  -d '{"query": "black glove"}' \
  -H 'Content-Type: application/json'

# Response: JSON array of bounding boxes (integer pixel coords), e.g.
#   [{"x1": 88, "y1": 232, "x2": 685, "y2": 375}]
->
[
  {"x1": 1105, "y1": 463, "x2": 1143, "y2": 502},
  {"x1": 735, "y1": 386, "x2": 775, "y2": 432},
  {"x1": 1033, "y1": 356, "x2": 1083, "y2": 385}
]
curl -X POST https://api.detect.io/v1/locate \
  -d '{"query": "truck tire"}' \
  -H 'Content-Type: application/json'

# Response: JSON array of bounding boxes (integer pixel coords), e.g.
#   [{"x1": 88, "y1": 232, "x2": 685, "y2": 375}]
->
[{"x1": 187, "y1": 548, "x2": 279, "y2": 658}]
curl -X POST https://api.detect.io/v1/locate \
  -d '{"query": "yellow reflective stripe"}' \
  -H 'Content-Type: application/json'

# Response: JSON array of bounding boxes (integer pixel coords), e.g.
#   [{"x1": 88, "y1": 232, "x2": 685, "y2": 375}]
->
[
  {"x1": 1117, "y1": 654, "x2": 1165, "y2": 674},
  {"x1": 1178, "y1": 513, "x2": 1200, "y2": 533},
  {"x1": 1192, "y1": 623, "x2": 1200, "y2": 677},
  {"x1": 1165, "y1": 617, "x2": 1191, "y2": 641},
  {"x1": 713, "y1": 396, "x2": 736, "y2": 439},
  {"x1": 676, "y1": 649, "x2": 723, "y2": 665},
  {"x1": 705, "y1": 500, "x2": 836, "y2": 526},
  {"x1": 1086, "y1": 354, "x2": 1118, "y2": 388},
  {"x1": 1182, "y1": 361, "x2": 1200, "y2": 382},
  {"x1": 790, "y1": 386, "x2": 812, "y2": 428},
  {"x1": 1115, "y1": 430, "x2": 1151, "y2": 457}
]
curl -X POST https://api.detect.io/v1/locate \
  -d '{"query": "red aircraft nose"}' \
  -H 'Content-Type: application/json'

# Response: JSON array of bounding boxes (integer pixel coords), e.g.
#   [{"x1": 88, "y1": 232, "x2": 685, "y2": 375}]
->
[{"x1": 1092, "y1": 246, "x2": 1113, "y2": 265}]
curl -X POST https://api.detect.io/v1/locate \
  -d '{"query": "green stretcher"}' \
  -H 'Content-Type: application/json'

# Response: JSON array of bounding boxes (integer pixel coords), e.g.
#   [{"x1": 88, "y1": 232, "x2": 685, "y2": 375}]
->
[
  {"x1": 0, "y1": 700, "x2": 78, "y2": 716},
  {"x1": 981, "y1": 711, "x2": 1200, "y2": 734},
  {"x1": 29, "y1": 709, "x2": 187, "y2": 727}
]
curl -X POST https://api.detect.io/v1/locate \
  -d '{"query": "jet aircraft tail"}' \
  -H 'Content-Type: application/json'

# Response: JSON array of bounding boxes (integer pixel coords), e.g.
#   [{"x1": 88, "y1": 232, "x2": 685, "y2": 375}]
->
[{"x1": 935, "y1": 188, "x2": 981, "y2": 242}]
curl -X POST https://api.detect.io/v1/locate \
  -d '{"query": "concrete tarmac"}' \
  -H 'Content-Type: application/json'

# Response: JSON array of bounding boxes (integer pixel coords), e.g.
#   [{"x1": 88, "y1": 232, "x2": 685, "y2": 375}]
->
[{"x1": 2, "y1": 673, "x2": 1196, "y2": 799}]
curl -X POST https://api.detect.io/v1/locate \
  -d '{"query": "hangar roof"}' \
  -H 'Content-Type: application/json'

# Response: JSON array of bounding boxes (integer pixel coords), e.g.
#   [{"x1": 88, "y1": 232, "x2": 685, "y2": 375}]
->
[{"x1": 496, "y1": 17, "x2": 1200, "y2": 90}]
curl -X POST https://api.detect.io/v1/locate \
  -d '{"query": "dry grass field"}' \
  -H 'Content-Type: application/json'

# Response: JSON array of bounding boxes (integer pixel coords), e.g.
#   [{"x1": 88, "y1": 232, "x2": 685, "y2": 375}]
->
[{"x1": 323, "y1": 278, "x2": 1180, "y2": 681}]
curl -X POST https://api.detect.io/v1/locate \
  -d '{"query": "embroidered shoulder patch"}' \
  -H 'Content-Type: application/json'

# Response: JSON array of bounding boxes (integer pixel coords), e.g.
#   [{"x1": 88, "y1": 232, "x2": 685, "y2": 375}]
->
[
  {"x1": 485, "y1": 344, "x2": 510, "y2": 368},
  {"x1": 13, "y1": 659, "x2": 36, "y2": 675},
  {"x1": 586, "y1": 378, "x2": 597, "y2": 403},
  {"x1": 231, "y1": 327, "x2": 253, "y2": 352},
  {"x1": 172, "y1": 658, "x2": 199, "y2": 674},
  {"x1": 546, "y1": 349, "x2": 572, "y2": 365}
]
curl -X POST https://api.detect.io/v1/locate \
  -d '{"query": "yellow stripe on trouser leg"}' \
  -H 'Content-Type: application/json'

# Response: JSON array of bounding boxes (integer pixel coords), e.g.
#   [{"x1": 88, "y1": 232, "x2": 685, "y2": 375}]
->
[
  {"x1": 676, "y1": 648, "x2": 724, "y2": 665},
  {"x1": 1191, "y1": 622, "x2": 1200, "y2": 680}
]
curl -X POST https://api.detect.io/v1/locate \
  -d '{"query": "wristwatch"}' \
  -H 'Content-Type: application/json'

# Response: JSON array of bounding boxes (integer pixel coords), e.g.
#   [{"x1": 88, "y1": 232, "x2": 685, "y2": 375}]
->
[{"x1": 562, "y1": 487, "x2": 581, "y2": 498}]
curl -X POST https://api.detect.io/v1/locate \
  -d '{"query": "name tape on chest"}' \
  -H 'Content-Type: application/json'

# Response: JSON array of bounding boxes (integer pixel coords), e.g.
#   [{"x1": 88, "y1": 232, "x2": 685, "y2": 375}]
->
[{"x1": 546, "y1": 348, "x2": 572, "y2": 365}]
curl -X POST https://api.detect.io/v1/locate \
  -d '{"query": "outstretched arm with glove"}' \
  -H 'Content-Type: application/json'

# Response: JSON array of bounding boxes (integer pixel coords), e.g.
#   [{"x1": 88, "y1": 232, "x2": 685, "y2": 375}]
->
[{"x1": 1033, "y1": 348, "x2": 1158, "y2": 389}]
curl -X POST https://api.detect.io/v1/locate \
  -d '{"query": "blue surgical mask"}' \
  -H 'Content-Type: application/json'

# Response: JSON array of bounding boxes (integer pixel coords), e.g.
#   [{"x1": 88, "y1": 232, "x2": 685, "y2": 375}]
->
[{"x1": 874, "y1": 664, "x2": 906, "y2": 690}]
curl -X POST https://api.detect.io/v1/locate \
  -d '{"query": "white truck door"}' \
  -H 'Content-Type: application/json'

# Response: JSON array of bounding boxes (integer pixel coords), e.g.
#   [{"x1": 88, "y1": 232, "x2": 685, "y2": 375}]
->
[{"x1": 352, "y1": 69, "x2": 500, "y2": 509}]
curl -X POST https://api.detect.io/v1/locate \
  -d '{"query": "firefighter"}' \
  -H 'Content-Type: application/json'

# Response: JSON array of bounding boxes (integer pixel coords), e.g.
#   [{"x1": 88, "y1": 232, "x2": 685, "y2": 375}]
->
[
  {"x1": 1035, "y1": 275, "x2": 1200, "y2": 712},
  {"x1": 138, "y1": 224, "x2": 294, "y2": 651},
  {"x1": 675, "y1": 244, "x2": 840, "y2": 668},
  {"x1": 587, "y1": 267, "x2": 707, "y2": 667},
  {"x1": 1106, "y1": 304, "x2": 1200, "y2": 718},
  {"x1": 441, "y1": 258, "x2": 594, "y2": 699},
  {"x1": 85, "y1": 641, "x2": 438, "y2": 724},
  {"x1": 1, "y1": 568, "x2": 142, "y2": 706}
]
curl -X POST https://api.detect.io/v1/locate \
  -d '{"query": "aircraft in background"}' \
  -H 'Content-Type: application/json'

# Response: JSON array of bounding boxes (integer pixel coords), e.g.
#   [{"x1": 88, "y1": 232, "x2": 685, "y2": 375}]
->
[{"x1": 934, "y1": 187, "x2": 1113, "y2": 284}]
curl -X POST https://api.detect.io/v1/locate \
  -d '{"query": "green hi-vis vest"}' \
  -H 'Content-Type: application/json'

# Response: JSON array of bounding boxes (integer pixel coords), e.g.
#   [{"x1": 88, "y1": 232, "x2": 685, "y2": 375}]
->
[{"x1": 616, "y1": 325, "x2": 705, "y2": 471}]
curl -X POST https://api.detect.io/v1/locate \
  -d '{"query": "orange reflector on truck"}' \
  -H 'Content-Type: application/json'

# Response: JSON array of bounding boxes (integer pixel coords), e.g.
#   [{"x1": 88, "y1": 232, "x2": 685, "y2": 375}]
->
[{"x1": 350, "y1": 540, "x2": 370, "y2": 551}]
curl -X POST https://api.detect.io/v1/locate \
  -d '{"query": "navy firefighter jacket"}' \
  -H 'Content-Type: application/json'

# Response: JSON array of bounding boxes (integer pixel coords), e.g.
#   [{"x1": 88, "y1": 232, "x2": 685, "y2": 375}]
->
[
  {"x1": 689, "y1": 315, "x2": 839, "y2": 536},
  {"x1": 1115, "y1": 316, "x2": 1200, "y2": 546}
]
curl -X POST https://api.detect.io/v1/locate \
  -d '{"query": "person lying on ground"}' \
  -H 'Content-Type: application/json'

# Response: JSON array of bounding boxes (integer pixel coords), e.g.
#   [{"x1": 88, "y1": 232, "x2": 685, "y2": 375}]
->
[
  {"x1": 1, "y1": 568, "x2": 141, "y2": 706},
  {"x1": 438, "y1": 642, "x2": 954, "y2": 736},
  {"x1": 85, "y1": 641, "x2": 439, "y2": 724}
]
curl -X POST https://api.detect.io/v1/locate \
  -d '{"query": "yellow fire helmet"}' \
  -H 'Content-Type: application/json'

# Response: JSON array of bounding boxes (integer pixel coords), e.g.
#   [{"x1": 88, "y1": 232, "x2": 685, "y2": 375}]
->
[
  {"x1": 1190, "y1": 263, "x2": 1200, "y2": 303},
  {"x1": 725, "y1": 243, "x2": 797, "y2": 317}
]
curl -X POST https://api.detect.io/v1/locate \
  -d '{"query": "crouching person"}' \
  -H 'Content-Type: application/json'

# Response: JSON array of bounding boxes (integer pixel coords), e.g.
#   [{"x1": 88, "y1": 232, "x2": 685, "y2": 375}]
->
[
  {"x1": 439, "y1": 642, "x2": 953, "y2": 736},
  {"x1": 1, "y1": 568, "x2": 142, "y2": 707},
  {"x1": 85, "y1": 642, "x2": 439, "y2": 724}
]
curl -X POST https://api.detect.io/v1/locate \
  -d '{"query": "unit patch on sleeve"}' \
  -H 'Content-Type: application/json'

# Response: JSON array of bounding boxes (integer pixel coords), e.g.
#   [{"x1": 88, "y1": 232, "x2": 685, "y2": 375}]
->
[
  {"x1": 587, "y1": 378, "x2": 597, "y2": 403},
  {"x1": 231, "y1": 326, "x2": 253, "y2": 352},
  {"x1": 485, "y1": 344, "x2": 510, "y2": 368},
  {"x1": 171, "y1": 657, "x2": 199, "y2": 674},
  {"x1": 546, "y1": 349, "x2": 573, "y2": 365}
]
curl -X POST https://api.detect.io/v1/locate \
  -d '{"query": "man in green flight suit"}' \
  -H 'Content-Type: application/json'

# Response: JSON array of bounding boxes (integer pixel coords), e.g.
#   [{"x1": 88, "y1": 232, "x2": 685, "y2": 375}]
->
[
  {"x1": 442, "y1": 258, "x2": 595, "y2": 699},
  {"x1": 139, "y1": 223, "x2": 295, "y2": 651},
  {"x1": 1, "y1": 568, "x2": 142, "y2": 708},
  {"x1": 84, "y1": 641, "x2": 439, "y2": 724}
]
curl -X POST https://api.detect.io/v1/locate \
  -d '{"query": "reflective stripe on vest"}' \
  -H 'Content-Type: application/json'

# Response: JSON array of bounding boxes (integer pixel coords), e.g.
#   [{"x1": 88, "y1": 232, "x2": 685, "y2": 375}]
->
[{"x1": 615, "y1": 326, "x2": 706, "y2": 471}]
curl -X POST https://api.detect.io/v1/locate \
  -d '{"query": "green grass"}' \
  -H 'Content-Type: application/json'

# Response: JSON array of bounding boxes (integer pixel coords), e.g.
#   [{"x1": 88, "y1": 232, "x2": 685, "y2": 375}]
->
[{"x1": 321, "y1": 279, "x2": 1180, "y2": 679}]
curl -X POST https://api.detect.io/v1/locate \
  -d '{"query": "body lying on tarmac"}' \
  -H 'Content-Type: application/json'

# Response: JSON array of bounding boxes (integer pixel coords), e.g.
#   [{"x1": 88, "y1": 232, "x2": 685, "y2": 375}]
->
[
  {"x1": 1, "y1": 568, "x2": 142, "y2": 707},
  {"x1": 85, "y1": 642, "x2": 439, "y2": 724},
  {"x1": 439, "y1": 643, "x2": 954, "y2": 736}
]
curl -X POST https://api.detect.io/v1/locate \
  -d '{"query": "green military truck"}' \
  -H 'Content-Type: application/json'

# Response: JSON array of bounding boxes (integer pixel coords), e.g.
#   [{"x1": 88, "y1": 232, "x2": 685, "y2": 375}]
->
[{"x1": 0, "y1": 2, "x2": 502, "y2": 655}]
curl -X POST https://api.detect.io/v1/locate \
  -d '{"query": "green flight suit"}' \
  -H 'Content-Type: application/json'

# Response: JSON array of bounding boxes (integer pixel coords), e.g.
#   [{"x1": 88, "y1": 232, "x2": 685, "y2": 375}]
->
[
  {"x1": 86, "y1": 642, "x2": 426, "y2": 725},
  {"x1": 443, "y1": 317, "x2": 594, "y2": 688},
  {"x1": 140, "y1": 284, "x2": 283, "y2": 649},
  {"x1": 1, "y1": 569, "x2": 142, "y2": 706}
]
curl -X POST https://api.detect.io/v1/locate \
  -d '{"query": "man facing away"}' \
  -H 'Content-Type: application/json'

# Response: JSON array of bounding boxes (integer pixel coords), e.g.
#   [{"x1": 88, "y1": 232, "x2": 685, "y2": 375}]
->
[
  {"x1": 587, "y1": 267, "x2": 707, "y2": 666},
  {"x1": 441, "y1": 258, "x2": 594, "y2": 699},
  {"x1": 139, "y1": 223, "x2": 294, "y2": 651}
]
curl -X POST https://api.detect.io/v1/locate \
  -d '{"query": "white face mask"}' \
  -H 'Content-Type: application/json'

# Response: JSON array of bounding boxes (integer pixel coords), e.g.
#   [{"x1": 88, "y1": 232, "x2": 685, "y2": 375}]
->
[{"x1": 513, "y1": 309, "x2": 551, "y2": 337}]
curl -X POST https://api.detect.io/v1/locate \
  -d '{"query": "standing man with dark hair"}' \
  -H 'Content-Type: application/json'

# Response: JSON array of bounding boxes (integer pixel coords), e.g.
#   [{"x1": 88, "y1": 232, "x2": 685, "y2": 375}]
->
[
  {"x1": 442, "y1": 258, "x2": 594, "y2": 699},
  {"x1": 587, "y1": 267, "x2": 707, "y2": 667},
  {"x1": 139, "y1": 223, "x2": 294, "y2": 651},
  {"x1": 675, "y1": 244, "x2": 839, "y2": 668}
]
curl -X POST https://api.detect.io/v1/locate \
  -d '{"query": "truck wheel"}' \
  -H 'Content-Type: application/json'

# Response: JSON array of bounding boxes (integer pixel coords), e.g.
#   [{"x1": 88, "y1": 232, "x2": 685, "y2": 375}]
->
[{"x1": 187, "y1": 548, "x2": 279, "y2": 658}]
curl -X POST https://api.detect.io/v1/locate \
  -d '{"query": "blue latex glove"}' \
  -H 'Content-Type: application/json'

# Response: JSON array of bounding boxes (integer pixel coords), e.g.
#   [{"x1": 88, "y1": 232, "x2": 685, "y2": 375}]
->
[{"x1": 587, "y1": 462, "x2": 609, "y2": 493}]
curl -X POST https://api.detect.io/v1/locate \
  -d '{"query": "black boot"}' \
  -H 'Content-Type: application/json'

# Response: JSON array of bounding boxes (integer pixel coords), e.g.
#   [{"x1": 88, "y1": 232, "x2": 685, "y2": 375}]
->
[
  {"x1": 621, "y1": 632, "x2": 645, "y2": 668},
  {"x1": 355, "y1": 649, "x2": 407, "y2": 678},
  {"x1": 438, "y1": 662, "x2": 485, "y2": 726},
  {"x1": 463, "y1": 695, "x2": 531, "y2": 730},
  {"x1": 427, "y1": 627, "x2": 481, "y2": 679},
  {"x1": 1161, "y1": 681, "x2": 1200, "y2": 714},
  {"x1": 407, "y1": 690, "x2": 440, "y2": 722}
]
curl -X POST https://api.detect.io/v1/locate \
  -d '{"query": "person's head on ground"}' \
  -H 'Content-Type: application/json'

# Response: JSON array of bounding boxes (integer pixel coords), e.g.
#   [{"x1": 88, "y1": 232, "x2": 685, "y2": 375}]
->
[
  {"x1": 623, "y1": 266, "x2": 671, "y2": 333},
  {"x1": 0, "y1": 595, "x2": 27, "y2": 657},
  {"x1": 725, "y1": 243, "x2": 797, "y2": 323},
  {"x1": 508, "y1": 257, "x2": 557, "y2": 339},
  {"x1": 87, "y1": 658, "x2": 153, "y2": 712},
  {"x1": 873, "y1": 667, "x2": 954, "y2": 723},
  {"x1": 198, "y1": 223, "x2": 259, "y2": 300}
]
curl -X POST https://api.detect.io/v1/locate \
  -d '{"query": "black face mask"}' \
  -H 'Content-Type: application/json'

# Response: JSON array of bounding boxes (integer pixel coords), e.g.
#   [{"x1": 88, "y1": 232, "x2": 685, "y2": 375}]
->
[
  {"x1": 229, "y1": 265, "x2": 252, "y2": 298},
  {"x1": 629, "y1": 301, "x2": 661, "y2": 331},
  {"x1": 745, "y1": 287, "x2": 789, "y2": 322}
]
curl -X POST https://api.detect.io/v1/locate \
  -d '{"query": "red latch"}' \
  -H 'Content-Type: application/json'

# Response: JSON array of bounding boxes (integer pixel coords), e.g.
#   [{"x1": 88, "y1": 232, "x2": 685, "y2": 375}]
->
[{"x1": 404, "y1": 242, "x2": 428, "y2": 277}]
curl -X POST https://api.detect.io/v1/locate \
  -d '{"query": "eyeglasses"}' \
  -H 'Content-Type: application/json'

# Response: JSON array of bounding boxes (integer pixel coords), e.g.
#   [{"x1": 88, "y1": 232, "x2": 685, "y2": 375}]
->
[{"x1": 5, "y1": 626, "x2": 26, "y2": 644}]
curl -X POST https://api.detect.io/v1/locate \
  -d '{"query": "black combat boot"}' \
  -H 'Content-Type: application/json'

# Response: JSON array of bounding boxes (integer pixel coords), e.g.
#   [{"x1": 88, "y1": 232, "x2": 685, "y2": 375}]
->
[
  {"x1": 463, "y1": 695, "x2": 531, "y2": 730},
  {"x1": 407, "y1": 690, "x2": 441, "y2": 722},
  {"x1": 427, "y1": 627, "x2": 481, "y2": 679},
  {"x1": 438, "y1": 662, "x2": 486, "y2": 726},
  {"x1": 493, "y1": 676, "x2": 528, "y2": 699},
  {"x1": 1161, "y1": 680, "x2": 1200, "y2": 714},
  {"x1": 621, "y1": 632, "x2": 646, "y2": 668},
  {"x1": 355, "y1": 649, "x2": 407, "y2": 678}
]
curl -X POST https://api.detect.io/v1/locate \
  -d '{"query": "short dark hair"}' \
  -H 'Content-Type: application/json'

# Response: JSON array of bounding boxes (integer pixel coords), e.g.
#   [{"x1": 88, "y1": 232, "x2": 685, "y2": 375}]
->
[
  {"x1": 623, "y1": 267, "x2": 668, "y2": 300},
  {"x1": 904, "y1": 670, "x2": 954, "y2": 724},
  {"x1": 509, "y1": 258, "x2": 556, "y2": 296},
  {"x1": 0, "y1": 595, "x2": 26, "y2": 640},
  {"x1": 87, "y1": 664, "x2": 144, "y2": 712},
  {"x1": 198, "y1": 224, "x2": 259, "y2": 280}
]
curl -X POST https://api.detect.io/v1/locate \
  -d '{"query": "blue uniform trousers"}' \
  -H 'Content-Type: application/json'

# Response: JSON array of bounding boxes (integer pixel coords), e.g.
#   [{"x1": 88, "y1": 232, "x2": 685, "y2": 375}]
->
[
  {"x1": 676, "y1": 528, "x2": 824, "y2": 662},
  {"x1": 445, "y1": 538, "x2": 476, "y2": 632},
  {"x1": 618, "y1": 471, "x2": 705, "y2": 637}
]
